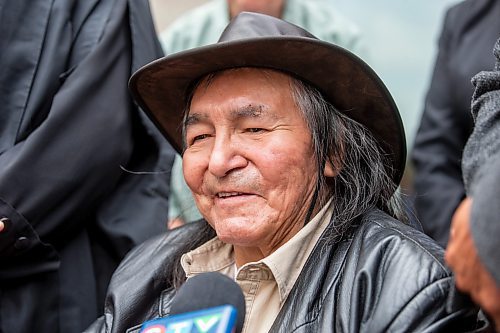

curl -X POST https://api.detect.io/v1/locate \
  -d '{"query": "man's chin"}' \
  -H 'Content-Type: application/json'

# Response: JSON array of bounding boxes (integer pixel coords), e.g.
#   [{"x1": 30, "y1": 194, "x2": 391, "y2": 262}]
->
[
  {"x1": 215, "y1": 227, "x2": 265, "y2": 248},
  {"x1": 208, "y1": 214, "x2": 269, "y2": 243},
  {"x1": 216, "y1": 229, "x2": 260, "y2": 245}
]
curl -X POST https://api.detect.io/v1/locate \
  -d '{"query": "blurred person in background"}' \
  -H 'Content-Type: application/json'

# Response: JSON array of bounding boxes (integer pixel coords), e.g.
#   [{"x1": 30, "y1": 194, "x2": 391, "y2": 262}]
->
[
  {"x1": 160, "y1": 0, "x2": 365, "y2": 229},
  {"x1": 411, "y1": 0, "x2": 500, "y2": 247},
  {"x1": 0, "y1": 0, "x2": 173, "y2": 332},
  {"x1": 446, "y1": 37, "x2": 500, "y2": 332}
]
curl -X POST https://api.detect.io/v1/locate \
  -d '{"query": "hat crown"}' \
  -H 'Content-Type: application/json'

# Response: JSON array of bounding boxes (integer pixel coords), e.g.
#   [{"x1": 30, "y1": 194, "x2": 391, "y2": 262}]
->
[
  {"x1": 218, "y1": 12, "x2": 316, "y2": 43},
  {"x1": 129, "y1": 11, "x2": 406, "y2": 184}
]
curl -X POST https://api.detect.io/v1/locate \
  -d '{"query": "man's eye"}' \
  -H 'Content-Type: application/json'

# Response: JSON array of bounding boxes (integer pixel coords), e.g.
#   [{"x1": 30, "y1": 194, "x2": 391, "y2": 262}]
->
[
  {"x1": 191, "y1": 134, "x2": 210, "y2": 143},
  {"x1": 246, "y1": 128, "x2": 265, "y2": 133}
]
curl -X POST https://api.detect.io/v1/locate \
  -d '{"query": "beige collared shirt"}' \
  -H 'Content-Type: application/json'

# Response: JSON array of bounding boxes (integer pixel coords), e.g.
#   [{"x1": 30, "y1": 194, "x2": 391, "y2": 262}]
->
[{"x1": 180, "y1": 199, "x2": 333, "y2": 333}]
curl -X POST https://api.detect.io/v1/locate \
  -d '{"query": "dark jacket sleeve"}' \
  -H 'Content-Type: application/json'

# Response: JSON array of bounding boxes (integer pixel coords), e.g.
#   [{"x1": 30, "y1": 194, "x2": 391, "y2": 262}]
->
[
  {"x1": 0, "y1": 0, "x2": 143, "y2": 278},
  {"x1": 384, "y1": 277, "x2": 482, "y2": 332},
  {"x1": 345, "y1": 216, "x2": 483, "y2": 333},
  {"x1": 462, "y1": 39, "x2": 500, "y2": 194},
  {"x1": 463, "y1": 38, "x2": 500, "y2": 286},
  {"x1": 411, "y1": 0, "x2": 499, "y2": 247}
]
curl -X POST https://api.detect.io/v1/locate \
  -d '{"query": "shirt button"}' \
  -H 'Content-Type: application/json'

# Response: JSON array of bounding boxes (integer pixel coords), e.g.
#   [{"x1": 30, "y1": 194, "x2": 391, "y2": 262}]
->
[{"x1": 14, "y1": 236, "x2": 30, "y2": 250}]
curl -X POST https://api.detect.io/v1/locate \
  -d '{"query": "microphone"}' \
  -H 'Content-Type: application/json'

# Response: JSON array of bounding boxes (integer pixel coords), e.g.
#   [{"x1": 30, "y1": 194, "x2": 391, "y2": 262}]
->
[{"x1": 139, "y1": 272, "x2": 246, "y2": 333}]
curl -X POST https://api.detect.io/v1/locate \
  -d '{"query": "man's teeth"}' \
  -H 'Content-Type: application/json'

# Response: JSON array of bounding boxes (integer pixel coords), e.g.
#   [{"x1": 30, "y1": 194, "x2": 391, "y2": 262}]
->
[{"x1": 217, "y1": 192, "x2": 243, "y2": 198}]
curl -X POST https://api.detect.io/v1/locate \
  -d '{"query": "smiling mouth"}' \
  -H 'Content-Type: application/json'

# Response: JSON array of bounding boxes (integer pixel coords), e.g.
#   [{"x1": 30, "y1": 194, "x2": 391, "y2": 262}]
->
[{"x1": 216, "y1": 192, "x2": 247, "y2": 198}]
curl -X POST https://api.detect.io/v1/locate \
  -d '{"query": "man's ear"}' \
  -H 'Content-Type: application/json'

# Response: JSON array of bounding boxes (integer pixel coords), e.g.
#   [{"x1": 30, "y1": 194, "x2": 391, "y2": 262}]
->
[{"x1": 323, "y1": 159, "x2": 338, "y2": 178}]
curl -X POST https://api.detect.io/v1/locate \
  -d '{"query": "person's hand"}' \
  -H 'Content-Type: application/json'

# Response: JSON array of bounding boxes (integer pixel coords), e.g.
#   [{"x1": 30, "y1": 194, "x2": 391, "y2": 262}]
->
[
  {"x1": 446, "y1": 197, "x2": 500, "y2": 329},
  {"x1": 446, "y1": 198, "x2": 478, "y2": 291},
  {"x1": 0, "y1": 219, "x2": 4, "y2": 233}
]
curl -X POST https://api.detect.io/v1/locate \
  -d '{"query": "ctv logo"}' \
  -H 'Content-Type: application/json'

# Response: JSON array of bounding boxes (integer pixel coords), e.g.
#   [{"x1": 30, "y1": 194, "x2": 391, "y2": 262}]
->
[
  {"x1": 139, "y1": 305, "x2": 237, "y2": 333},
  {"x1": 168, "y1": 313, "x2": 221, "y2": 333},
  {"x1": 142, "y1": 314, "x2": 224, "y2": 333}
]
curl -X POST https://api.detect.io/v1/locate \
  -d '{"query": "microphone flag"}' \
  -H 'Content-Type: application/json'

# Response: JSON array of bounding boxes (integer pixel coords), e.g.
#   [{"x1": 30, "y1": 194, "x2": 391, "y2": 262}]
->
[{"x1": 139, "y1": 304, "x2": 238, "y2": 333}]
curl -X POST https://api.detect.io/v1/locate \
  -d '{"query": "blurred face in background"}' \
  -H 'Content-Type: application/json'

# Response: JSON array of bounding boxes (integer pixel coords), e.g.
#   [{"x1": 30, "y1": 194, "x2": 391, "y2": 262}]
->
[{"x1": 228, "y1": 0, "x2": 285, "y2": 19}]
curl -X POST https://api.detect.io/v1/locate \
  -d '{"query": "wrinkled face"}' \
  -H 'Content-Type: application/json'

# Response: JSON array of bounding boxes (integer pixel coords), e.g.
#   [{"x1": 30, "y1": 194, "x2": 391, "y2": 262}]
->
[{"x1": 183, "y1": 69, "x2": 319, "y2": 250}]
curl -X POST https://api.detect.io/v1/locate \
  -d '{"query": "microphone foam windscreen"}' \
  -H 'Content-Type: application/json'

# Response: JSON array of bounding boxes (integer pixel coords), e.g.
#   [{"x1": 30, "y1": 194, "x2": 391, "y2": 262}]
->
[{"x1": 170, "y1": 272, "x2": 246, "y2": 333}]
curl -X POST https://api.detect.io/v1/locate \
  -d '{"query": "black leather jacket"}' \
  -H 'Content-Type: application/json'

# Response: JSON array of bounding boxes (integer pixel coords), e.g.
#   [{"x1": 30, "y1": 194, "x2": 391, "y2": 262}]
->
[{"x1": 85, "y1": 209, "x2": 484, "y2": 332}]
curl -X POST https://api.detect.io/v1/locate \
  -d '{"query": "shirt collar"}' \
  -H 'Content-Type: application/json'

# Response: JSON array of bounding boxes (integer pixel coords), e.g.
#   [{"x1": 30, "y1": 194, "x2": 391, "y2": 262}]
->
[
  {"x1": 181, "y1": 236, "x2": 234, "y2": 277},
  {"x1": 261, "y1": 198, "x2": 333, "y2": 302}
]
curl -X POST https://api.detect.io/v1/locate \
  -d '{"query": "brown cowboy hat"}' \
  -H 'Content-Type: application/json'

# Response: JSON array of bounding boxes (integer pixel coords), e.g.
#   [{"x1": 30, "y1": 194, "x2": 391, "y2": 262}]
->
[{"x1": 129, "y1": 12, "x2": 406, "y2": 183}]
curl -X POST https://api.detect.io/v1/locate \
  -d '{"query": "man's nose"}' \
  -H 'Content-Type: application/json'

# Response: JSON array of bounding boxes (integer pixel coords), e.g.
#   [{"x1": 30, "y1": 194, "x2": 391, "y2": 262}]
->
[{"x1": 208, "y1": 134, "x2": 247, "y2": 178}]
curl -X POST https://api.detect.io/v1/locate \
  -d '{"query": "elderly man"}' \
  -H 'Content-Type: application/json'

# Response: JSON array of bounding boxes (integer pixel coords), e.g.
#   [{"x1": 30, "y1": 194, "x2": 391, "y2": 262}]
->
[
  {"x1": 86, "y1": 12, "x2": 481, "y2": 332},
  {"x1": 161, "y1": 0, "x2": 364, "y2": 228}
]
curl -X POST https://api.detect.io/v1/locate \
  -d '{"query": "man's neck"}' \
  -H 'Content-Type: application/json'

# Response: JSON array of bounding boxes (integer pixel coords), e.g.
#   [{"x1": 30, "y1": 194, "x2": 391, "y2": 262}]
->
[{"x1": 234, "y1": 246, "x2": 265, "y2": 268}]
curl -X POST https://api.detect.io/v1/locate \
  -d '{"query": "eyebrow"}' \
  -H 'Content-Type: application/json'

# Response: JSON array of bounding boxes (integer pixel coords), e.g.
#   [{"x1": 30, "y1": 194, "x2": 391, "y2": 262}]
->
[
  {"x1": 184, "y1": 104, "x2": 274, "y2": 128},
  {"x1": 234, "y1": 104, "x2": 265, "y2": 118},
  {"x1": 184, "y1": 113, "x2": 207, "y2": 128}
]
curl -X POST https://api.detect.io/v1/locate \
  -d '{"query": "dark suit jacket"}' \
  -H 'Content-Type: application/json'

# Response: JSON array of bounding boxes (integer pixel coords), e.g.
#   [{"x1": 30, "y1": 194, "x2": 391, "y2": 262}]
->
[
  {"x1": 411, "y1": 0, "x2": 500, "y2": 246},
  {"x1": 0, "y1": 0, "x2": 174, "y2": 331}
]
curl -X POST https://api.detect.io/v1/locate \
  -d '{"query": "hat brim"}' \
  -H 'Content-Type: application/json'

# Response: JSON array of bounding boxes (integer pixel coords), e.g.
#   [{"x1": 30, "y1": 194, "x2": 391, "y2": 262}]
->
[{"x1": 129, "y1": 37, "x2": 406, "y2": 183}]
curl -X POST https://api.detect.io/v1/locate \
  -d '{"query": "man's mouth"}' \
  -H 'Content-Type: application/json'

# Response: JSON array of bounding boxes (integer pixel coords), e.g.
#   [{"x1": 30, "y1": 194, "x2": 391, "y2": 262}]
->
[{"x1": 216, "y1": 192, "x2": 246, "y2": 198}]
